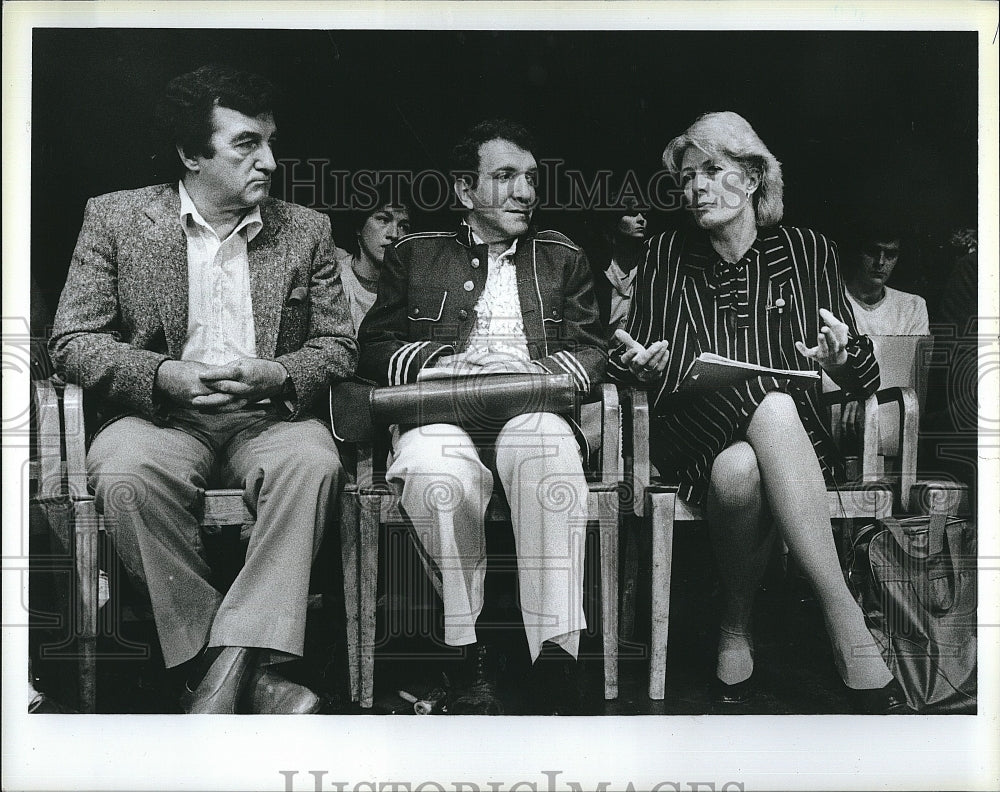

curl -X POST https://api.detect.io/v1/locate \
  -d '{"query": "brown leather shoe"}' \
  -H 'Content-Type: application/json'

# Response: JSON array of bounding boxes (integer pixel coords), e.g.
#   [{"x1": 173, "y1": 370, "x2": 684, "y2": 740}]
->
[
  {"x1": 244, "y1": 667, "x2": 322, "y2": 715},
  {"x1": 180, "y1": 646, "x2": 254, "y2": 714}
]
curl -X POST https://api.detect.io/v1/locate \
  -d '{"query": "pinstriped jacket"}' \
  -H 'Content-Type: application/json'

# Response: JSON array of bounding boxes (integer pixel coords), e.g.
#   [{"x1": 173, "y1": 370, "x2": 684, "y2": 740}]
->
[
  {"x1": 357, "y1": 223, "x2": 607, "y2": 392},
  {"x1": 50, "y1": 184, "x2": 358, "y2": 425},
  {"x1": 609, "y1": 225, "x2": 879, "y2": 404},
  {"x1": 608, "y1": 225, "x2": 879, "y2": 500}
]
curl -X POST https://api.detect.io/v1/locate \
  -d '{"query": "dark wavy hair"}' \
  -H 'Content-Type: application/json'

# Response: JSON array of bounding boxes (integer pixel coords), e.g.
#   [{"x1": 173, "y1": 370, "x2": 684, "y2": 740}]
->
[
  {"x1": 840, "y1": 215, "x2": 907, "y2": 275},
  {"x1": 449, "y1": 118, "x2": 537, "y2": 187},
  {"x1": 343, "y1": 180, "x2": 415, "y2": 255},
  {"x1": 157, "y1": 64, "x2": 277, "y2": 160}
]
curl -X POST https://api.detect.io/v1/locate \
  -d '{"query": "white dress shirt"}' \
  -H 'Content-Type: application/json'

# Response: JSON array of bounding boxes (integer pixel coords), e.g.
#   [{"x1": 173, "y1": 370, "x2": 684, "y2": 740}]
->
[{"x1": 178, "y1": 181, "x2": 263, "y2": 365}]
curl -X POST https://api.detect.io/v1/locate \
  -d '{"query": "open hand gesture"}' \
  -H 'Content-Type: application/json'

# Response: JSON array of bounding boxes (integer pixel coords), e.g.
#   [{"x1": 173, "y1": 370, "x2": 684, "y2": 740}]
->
[
  {"x1": 615, "y1": 329, "x2": 669, "y2": 382},
  {"x1": 794, "y1": 308, "x2": 849, "y2": 371}
]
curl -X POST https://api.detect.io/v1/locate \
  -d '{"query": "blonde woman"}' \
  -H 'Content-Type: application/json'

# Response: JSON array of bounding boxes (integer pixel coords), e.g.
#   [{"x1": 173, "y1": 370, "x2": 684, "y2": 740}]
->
[{"x1": 610, "y1": 111, "x2": 909, "y2": 713}]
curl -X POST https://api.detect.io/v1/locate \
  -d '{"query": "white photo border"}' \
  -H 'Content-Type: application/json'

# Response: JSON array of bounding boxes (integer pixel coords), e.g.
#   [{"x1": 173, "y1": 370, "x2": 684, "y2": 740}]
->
[{"x1": 3, "y1": 2, "x2": 997, "y2": 791}]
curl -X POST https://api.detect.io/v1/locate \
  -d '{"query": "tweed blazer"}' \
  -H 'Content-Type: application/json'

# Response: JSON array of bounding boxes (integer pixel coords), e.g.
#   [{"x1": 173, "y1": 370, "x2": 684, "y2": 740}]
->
[
  {"x1": 50, "y1": 184, "x2": 357, "y2": 424},
  {"x1": 357, "y1": 223, "x2": 607, "y2": 393}
]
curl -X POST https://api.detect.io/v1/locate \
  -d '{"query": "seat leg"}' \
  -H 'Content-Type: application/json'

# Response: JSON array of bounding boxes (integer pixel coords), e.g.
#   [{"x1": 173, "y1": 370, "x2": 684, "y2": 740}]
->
[
  {"x1": 358, "y1": 493, "x2": 380, "y2": 709},
  {"x1": 597, "y1": 490, "x2": 619, "y2": 700},
  {"x1": 619, "y1": 511, "x2": 641, "y2": 642},
  {"x1": 338, "y1": 492, "x2": 360, "y2": 704},
  {"x1": 74, "y1": 500, "x2": 100, "y2": 714},
  {"x1": 648, "y1": 492, "x2": 675, "y2": 701}
]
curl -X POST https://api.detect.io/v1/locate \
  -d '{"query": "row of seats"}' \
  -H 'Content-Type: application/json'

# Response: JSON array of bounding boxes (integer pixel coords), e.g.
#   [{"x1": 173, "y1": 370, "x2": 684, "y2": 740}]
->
[{"x1": 31, "y1": 335, "x2": 968, "y2": 712}]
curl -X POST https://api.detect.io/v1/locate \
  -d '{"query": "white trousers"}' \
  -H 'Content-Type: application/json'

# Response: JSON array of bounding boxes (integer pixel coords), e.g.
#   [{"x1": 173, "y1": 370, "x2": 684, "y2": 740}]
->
[{"x1": 386, "y1": 412, "x2": 588, "y2": 662}]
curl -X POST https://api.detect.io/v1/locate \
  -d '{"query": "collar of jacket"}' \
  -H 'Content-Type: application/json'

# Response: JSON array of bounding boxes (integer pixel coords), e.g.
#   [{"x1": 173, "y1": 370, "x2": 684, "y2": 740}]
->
[
  {"x1": 679, "y1": 228, "x2": 762, "y2": 276},
  {"x1": 455, "y1": 220, "x2": 537, "y2": 250},
  {"x1": 140, "y1": 183, "x2": 288, "y2": 358},
  {"x1": 143, "y1": 183, "x2": 280, "y2": 242}
]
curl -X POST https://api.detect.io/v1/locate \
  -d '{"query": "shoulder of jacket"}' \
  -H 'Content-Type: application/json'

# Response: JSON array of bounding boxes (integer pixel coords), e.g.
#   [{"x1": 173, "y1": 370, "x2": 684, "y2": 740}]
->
[
  {"x1": 532, "y1": 229, "x2": 581, "y2": 252},
  {"x1": 771, "y1": 225, "x2": 833, "y2": 248},
  {"x1": 91, "y1": 184, "x2": 172, "y2": 208},
  {"x1": 263, "y1": 197, "x2": 330, "y2": 227},
  {"x1": 395, "y1": 231, "x2": 456, "y2": 246},
  {"x1": 644, "y1": 230, "x2": 684, "y2": 259},
  {"x1": 655, "y1": 230, "x2": 683, "y2": 246},
  {"x1": 389, "y1": 231, "x2": 458, "y2": 256}
]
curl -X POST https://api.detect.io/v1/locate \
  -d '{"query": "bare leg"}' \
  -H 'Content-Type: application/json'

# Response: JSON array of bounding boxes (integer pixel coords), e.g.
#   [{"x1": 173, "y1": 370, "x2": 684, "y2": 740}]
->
[
  {"x1": 744, "y1": 392, "x2": 892, "y2": 689},
  {"x1": 706, "y1": 441, "x2": 775, "y2": 685}
]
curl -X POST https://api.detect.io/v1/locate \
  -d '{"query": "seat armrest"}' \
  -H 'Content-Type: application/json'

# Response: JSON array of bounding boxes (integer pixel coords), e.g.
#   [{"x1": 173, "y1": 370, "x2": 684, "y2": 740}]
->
[
  {"x1": 620, "y1": 387, "x2": 651, "y2": 517},
  {"x1": 33, "y1": 378, "x2": 65, "y2": 502},
  {"x1": 61, "y1": 383, "x2": 90, "y2": 499},
  {"x1": 824, "y1": 385, "x2": 921, "y2": 509},
  {"x1": 875, "y1": 386, "x2": 919, "y2": 510},
  {"x1": 595, "y1": 382, "x2": 621, "y2": 489}
]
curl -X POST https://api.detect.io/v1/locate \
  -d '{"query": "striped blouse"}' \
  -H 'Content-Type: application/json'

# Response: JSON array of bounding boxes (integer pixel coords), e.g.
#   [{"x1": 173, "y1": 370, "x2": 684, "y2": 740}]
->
[{"x1": 609, "y1": 226, "x2": 880, "y2": 505}]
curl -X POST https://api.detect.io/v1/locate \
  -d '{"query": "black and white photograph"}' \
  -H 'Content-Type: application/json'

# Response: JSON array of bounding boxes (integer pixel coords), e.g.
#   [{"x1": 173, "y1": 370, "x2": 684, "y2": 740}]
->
[{"x1": 3, "y1": 2, "x2": 998, "y2": 790}]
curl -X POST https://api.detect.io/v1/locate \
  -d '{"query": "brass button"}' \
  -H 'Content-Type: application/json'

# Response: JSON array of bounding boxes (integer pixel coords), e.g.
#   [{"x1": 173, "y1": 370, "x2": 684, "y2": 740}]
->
[
  {"x1": 463, "y1": 280, "x2": 475, "y2": 291},
  {"x1": 458, "y1": 309, "x2": 469, "y2": 320},
  {"x1": 412, "y1": 307, "x2": 420, "y2": 315},
  {"x1": 551, "y1": 309, "x2": 559, "y2": 317},
  {"x1": 471, "y1": 257, "x2": 480, "y2": 268}
]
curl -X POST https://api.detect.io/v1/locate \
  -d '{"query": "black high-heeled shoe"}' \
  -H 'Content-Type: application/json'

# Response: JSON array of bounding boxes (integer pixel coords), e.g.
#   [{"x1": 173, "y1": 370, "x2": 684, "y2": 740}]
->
[{"x1": 848, "y1": 678, "x2": 914, "y2": 715}]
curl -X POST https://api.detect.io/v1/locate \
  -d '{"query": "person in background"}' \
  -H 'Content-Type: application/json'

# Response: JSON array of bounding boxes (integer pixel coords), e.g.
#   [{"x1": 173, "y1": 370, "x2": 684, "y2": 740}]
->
[
  {"x1": 609, "y1": 111, "x2": 911, "y2": 714},
  {"x1": 843, "y1": 222, "x2": 929, "y2": 336},
  {"x1": 49, "y1": 64, "x2": 357, "y2": 714},
  {"x1": 335, "y1": 186, "x2": 412, "y2": 331},
  {"x1": 589, "y1": 191, "x2": 649, "y2": 335}
]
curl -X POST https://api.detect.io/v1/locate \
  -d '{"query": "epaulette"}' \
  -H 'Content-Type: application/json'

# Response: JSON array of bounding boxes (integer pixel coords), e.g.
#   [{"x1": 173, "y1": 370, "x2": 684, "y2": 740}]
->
[{"x1": 533, "y1": 229, "x2": 581, "y2": 252}]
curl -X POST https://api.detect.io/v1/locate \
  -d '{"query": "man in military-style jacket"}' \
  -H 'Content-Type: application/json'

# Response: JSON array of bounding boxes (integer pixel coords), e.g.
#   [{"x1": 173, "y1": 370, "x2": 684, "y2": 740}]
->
[
  {"x1": 357, "y1": 119, "x2": 606, "y2": 714},
  {"x1": 358, "y1": 222, "x2": 605, "y2": 390}
]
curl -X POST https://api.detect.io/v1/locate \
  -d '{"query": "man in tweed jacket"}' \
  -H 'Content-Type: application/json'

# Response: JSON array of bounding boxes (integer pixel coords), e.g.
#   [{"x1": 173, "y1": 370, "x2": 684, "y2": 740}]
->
[
  {"x1": 50, "y1": 65, "x2": 357, "y2": 714},
  {"x1": 358, "y1": 119, "x2": 606, "y2": 714}
]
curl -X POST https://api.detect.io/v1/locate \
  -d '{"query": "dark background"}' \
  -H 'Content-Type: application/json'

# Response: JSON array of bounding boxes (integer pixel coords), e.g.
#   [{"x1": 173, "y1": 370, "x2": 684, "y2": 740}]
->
[{"x1": 31, "y1": 28, "x2": 978, "y2": 316}]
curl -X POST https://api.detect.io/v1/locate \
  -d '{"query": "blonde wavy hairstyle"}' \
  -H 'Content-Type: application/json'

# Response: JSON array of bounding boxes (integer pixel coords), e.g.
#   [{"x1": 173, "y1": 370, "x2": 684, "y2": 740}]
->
[{"x1": 662, "y1": 111, "x2": 784, "y2": 228}]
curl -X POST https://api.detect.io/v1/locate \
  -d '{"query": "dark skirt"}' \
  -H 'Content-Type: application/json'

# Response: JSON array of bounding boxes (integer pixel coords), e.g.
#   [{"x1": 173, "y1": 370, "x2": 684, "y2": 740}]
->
[{"x1": 649, "y1": 376, "x2": 842, "y2": 507}]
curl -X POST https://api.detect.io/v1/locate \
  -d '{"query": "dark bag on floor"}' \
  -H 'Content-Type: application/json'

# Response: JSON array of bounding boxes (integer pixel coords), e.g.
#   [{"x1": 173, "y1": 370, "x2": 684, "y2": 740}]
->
[{"x1": 847, "y1": 514, "x2": 977, "y2": 713}]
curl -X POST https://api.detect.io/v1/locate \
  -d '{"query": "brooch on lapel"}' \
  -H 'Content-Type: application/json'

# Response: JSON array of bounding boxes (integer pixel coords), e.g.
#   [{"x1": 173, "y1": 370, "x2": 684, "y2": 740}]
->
[{"x1": 765, "y1": 284, "x2": 787, "y2": 315}]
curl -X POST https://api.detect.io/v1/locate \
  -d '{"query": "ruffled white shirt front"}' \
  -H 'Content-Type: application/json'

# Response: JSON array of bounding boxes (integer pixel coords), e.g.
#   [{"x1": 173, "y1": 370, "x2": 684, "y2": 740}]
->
[{"x1": 463, "y1": 231, "x2": 531, "y2": 362}]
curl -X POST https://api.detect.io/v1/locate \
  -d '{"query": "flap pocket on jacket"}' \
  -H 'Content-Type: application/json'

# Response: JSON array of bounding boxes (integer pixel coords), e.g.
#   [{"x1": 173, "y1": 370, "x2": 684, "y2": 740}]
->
[{"x1": 410, "y1": 291, "x2": 448, "y2": 322}]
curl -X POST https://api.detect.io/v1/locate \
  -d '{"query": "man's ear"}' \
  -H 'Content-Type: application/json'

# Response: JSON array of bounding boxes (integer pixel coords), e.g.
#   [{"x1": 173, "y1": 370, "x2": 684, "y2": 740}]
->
[
  {"x1": 453, "y1": 174, "x2": 475, "y2": 211},
  {"x1": 176, "y1": 144, "x2": 200, "y2": 174}
]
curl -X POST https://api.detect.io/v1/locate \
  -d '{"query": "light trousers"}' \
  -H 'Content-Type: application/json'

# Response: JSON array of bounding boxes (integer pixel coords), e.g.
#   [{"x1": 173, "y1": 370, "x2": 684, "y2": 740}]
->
[
  {"x1": 87, "y1": 409, "x2": 341, "y2": 668},
  {"x1": 386, "y1": 412, "x2": 588, "y2": 662}
]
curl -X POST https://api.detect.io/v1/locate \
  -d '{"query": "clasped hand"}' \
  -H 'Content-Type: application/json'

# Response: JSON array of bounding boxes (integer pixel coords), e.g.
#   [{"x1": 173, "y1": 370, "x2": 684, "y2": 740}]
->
[
  {"x1": 615, "y1": 329, "x2": 670, "y2": 382},
  {"x1": 155, "y1": 358, "x2": 289, "y2": 412}
]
